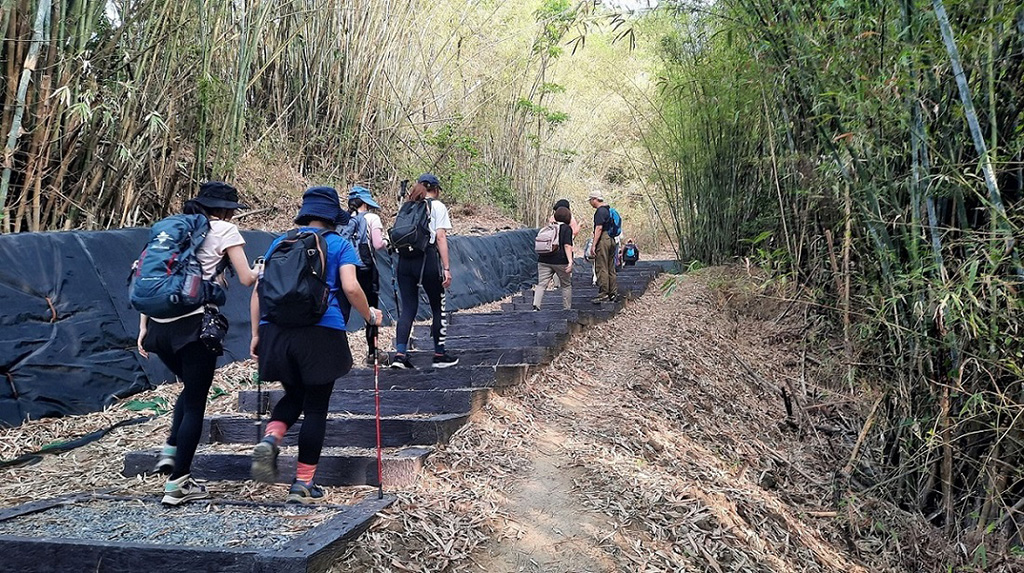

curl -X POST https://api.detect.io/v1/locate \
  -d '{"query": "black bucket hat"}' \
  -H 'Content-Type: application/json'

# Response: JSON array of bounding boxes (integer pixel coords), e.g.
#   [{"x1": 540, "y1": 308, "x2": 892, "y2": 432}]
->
[{"x1": 194, "y1": 181, "x2": 247, "y2": 210}]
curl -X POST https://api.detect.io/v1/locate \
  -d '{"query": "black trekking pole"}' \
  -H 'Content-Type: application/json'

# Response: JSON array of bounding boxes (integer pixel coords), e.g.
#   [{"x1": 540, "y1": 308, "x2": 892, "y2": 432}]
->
[
  {"x1": 369, "y1": 323, "x2": 383, "y2": 499},
  {"x1": 253, "y1": 371, "x2": 264, "y2": 443},
  {"x1": 388, "y1": 179, "x2": 408, "y2": 326}
]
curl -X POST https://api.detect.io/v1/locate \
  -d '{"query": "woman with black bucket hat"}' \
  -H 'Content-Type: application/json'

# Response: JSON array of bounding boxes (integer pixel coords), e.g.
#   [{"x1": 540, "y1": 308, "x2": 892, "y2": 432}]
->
[
  {"x1": 249, "y1": 186, "x2": 383, "y2": 503},
  {"x1": 137, "y1": 181, "x2": 262, "y2": 505}
]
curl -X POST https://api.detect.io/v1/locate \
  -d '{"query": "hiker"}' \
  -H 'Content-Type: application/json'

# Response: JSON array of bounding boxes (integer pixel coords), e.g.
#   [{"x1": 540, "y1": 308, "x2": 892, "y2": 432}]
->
[
  {"x1": 587, "y1": 190, "x2": 621, "y2": 303},
  {"x1": 621, "y1": 239, "x2": 640, "y2": 266},
  {"x1": 388, "y1": 173, "x2": 458, "y2": 370},
  {"x1": 533, "y1": 206, "x2": 574, "y2": 311},
  {"x1": 347, "y1": 185, "x2": 388, "y2": 365},
  {"x1": 550, "y1": 199, "x2": 581, "y2": 238},
  {"x1": 249, "y1": 186, "x2": 383, "y2": 503},
  {"x1": 547, "y1": 199, "x2": 579, "y2": 290},
  {"x1": 136, "y1": 181, "x2": 261, "y2": 506}
]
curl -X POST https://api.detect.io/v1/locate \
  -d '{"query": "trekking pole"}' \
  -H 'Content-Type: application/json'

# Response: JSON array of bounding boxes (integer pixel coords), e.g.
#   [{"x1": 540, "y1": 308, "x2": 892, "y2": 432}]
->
[
  {"x1": 253, "y1": 371, "x2": 263, "y2": 443},
  {"x1": 369, "y1": 323, "x2": 384, "y2": 500}
]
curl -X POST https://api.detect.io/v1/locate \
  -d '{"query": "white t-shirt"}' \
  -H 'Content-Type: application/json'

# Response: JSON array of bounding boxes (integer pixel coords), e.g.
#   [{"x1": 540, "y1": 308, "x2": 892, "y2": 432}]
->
[
  {"x1": 428, "y1": 199, "x2": 452, "y2": 244},
  {"x1": 202, "y1": 219, "x2": 246, "y2": 284},
  {"x1": 151, "y1": 218, "x2": 245, "y2": 322}
]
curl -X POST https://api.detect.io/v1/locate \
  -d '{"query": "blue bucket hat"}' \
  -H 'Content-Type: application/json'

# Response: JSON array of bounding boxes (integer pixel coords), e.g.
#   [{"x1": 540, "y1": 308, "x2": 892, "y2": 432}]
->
[
  {"x1": 417, "y1": 173, "x2": 441, "y2": 189},
  {"x1": 348, "y1": 186, "x2": 380, "y2": 209},
  {"x1": 294, "y1": 186, "x2": 342, "y2": 225}
]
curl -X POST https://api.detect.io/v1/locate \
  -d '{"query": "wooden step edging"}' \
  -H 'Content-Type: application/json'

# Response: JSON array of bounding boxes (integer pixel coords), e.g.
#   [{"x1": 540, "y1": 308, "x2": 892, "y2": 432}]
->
[
  {"x1": 204, "y1": 413, "x2": 471, "y2": 448},
  {"x1": 123, "y1": 446, "x2": 432, "y2": 487},
  {"x1": 0, "y1": 492, "x2": 394, "y2": 573}
]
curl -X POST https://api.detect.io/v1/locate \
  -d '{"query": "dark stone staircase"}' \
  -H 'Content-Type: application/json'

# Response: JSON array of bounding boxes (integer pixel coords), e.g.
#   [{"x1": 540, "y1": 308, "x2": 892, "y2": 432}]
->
[{"x1": 4, "y1": 259, "x2": 664, "y2": 572}]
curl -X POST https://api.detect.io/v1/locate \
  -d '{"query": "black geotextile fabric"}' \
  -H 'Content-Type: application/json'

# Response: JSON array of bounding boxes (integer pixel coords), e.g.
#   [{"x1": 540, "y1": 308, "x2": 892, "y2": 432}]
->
[{"x1": 0, "y1": 227, "x2": 536, "y2": 427}]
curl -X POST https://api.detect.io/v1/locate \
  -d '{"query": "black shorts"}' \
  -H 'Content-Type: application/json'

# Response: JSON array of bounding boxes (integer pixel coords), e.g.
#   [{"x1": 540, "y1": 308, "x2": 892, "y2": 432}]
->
[
  {"x1": 143, "y1": 314, "x2": 203, "y2": 358},
  {"x1": 257, "y1": 323, "x2": 352, "y2": 386}
]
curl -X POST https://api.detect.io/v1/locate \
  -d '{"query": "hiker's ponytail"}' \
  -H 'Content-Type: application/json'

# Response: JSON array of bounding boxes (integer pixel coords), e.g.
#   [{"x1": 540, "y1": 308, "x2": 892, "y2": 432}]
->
[{"x1": 406, "y1": 183, "x2": 428, "y2": 202}]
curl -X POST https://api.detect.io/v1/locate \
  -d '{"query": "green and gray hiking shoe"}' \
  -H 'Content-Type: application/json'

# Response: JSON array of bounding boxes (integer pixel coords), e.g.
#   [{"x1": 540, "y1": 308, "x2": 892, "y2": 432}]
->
[
  {"x1": 153, "y1": 454, "x2": 175, "y2": 475},
  {"x1": 250, "y1": 438, "x2": 280, "y2": 483},
  {"x1": 286, "y1": 480, "x2": 324, "y2": 504},
  {"x1": 161, "y1": 474, "x2": 209, "y2": 506}
]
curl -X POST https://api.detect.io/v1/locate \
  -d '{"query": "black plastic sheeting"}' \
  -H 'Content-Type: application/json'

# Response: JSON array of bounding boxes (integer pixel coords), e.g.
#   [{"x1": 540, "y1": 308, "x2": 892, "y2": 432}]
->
[{"x1": 0, "y1": 228, "x2": 536, "y2": 427}]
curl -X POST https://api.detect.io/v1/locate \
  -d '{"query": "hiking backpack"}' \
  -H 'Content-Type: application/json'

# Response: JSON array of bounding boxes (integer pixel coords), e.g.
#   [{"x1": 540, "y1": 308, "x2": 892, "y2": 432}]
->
[
  {"x1": 535, "y1": 222, "x2": 562, "y2": 254},
  {"x1": 388, "y1": 199, "x2": 431, "y2": 257},
  {"x1": 258, "y1": 229, "x2": 335, "y2": 327},
  {"x1": 338, "y1": 211, "x2": 371, "y2": 268},
  {"x1": 606, "y1": 207, "x2": 623, "y2": 238},
  {"x1": 129, "y1": 214, "x2": 219, "y2": 319},
  {"x1": 623, "y1": 245, "x2": 638, "y2": 262}
]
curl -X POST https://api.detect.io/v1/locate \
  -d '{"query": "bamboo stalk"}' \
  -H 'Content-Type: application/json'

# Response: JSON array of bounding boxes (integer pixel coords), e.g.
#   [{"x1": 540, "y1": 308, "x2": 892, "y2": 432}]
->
[{"x1": 0, "y1": 0, "x2": 51, "y2": 233}]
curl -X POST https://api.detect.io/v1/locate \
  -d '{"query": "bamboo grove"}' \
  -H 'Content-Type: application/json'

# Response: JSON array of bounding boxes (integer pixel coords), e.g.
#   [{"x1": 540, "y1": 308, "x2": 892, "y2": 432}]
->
[
  {"x1": 644, "y1": 0, "x2": 1024, "y2": 552},
  {"x1": 0, "y1": 0, "x2": 639, "y2": 232}
]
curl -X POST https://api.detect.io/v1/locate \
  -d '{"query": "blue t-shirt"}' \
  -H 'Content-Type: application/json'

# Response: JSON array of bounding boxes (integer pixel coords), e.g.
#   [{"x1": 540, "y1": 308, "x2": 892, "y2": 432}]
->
[{"x1": 261, "y1": 228, "x2": 362, "y2": 331}]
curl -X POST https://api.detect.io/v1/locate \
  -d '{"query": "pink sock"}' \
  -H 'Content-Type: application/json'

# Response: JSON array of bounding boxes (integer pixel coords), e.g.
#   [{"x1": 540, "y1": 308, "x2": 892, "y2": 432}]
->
[
  {"x1": 296, "y1": 462, "x2": 316, "y2": 483},
  {"x1": 264, "y1": 421, "x2": 287, "y2": 445}
]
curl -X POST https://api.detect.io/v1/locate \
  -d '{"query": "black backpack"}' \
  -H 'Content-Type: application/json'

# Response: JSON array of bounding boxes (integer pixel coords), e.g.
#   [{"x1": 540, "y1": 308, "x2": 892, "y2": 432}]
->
[
  {"x1": 388, "y1": 199, "x2": 431, "y2": 257},
  {"x1": 258, "y1": 229, "x2": 335, "y2": 327}
]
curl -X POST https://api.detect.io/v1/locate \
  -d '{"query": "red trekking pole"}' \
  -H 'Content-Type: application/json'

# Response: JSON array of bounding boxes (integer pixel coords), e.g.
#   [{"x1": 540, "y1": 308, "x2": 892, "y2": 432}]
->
[{"x1": 369, "y1": 323, "x2": 383, "y2": 499}]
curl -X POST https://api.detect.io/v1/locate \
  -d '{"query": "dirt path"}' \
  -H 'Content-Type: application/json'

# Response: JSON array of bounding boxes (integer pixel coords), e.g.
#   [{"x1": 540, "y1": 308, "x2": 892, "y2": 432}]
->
[
  {"x1": 473, "y1": 425, "x2": 617, "y2": 573},
  {"x1": 457, "y1": 269, "x2": 935, "y2": 572}
]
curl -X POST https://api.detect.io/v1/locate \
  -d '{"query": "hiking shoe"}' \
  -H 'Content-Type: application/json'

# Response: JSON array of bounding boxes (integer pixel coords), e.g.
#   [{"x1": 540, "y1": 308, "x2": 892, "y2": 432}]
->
[
  {"x1": 390, "y1": 354, "x2": 416, "y2": 370},
  {"x1": 532, "y1": 305, "x2": 541, "y2": 312},
  {"x1": 250, "y1": 438, "x2": 280, "y2": 483},
  {"x1": 153, "y1": 454, "x2": 175, "y2": 475},
  {"x1": 432, "y1": 353, "x2": 459, "y2": 369},
  {"x1": 161, "y1": 474, "x2": 209, "y2": 506},
  {"x1": 286, "y1": 480, "x2": 324, "y2": 504},
  {"x1": 365, "y1": 350, "x2": 390, "y2": 367}
]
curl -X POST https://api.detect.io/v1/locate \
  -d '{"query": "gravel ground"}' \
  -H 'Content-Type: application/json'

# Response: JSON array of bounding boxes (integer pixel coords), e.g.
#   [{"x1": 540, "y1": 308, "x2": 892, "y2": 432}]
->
[{"x1": 0, "y1": 498, "x2": 340, "y2": 550}]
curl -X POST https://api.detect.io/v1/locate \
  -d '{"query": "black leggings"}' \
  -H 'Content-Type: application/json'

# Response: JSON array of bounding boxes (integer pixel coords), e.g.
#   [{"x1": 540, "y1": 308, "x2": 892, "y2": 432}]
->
[
  {"x1": 159, "y1": 341, "x2": 218, "y2": 480},
  {"x1": 358, "y1": 264, "x2": 379, "y2": 349},
  {"x1": 270, "y1": 382, "x2": 335, "y2": 465},
  {"x1": 394, "y1": 247, "x2": 447, "y2": 354}
]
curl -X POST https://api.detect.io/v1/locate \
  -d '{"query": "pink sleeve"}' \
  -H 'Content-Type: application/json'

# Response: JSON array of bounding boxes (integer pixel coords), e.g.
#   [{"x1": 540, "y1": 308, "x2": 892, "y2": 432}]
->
[
  {"x1": 368, "y1": 215, "x2": 386, "y2": 250},
  {"x1": 371, "y1": 226, "x2": 385, "y2": 250}
]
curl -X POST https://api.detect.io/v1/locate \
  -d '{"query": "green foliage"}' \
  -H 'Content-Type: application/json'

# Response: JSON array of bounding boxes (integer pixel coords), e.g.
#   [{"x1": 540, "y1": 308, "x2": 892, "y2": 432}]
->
[
  {"x1": 421, "y1": 122, "x2": 516, "y2": 213},
  {"x1": 123, "y1": 397, "x2": 171, "y2": 415},
  {"x1": 647, "y1": 0, "x2": 1024, "y2": 550}
]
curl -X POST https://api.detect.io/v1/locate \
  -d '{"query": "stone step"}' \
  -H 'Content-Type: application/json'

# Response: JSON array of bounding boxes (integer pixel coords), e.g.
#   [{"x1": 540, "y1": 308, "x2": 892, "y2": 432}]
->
[
  {"x1": 237, "y1": 387, "x2": 491, "y2": 416},
  {"x1": 413, "y1": 320, "x2": 571, "y2": 336},
  {"x1": 502, "y1": 301, "x2": 619, "y2": 313},
  {"x1": 410, "y1": 330, "x2": 566, "y2": 350},
  {"x1": 449, "y1": 309, "x2": 580, "y2": 325},
  {"x1": 203, "y1": 413, "x2": 470, "y2": 448},
  {"x1": 278, "y1": 364, "x2": 528, "y2": 390},
  {"x1": 123, "y1": 445, "x2": 432, "y2": 487},
  {"x1": 404, "y1": 346, "x2": 553, "y2": 367}
]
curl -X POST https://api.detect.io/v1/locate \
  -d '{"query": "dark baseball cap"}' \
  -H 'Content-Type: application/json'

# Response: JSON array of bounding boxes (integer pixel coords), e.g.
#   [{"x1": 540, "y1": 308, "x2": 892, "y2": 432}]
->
[{"x1": 417, "y1": 173, "x2": 441, "y2": 189}]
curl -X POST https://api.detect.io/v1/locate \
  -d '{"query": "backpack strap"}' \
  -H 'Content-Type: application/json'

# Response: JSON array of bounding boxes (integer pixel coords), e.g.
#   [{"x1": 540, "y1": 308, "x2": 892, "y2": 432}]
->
[
  {"x1": 178, "y1": 215, "x2": 210, "y2": 269},
  {"x1": 354, "y1": 211, "x2": 369, "y2": 245}
]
